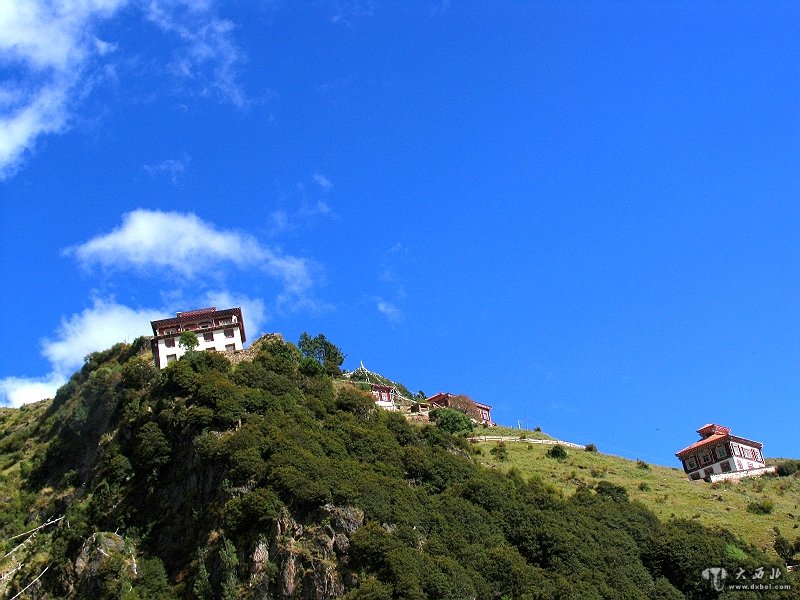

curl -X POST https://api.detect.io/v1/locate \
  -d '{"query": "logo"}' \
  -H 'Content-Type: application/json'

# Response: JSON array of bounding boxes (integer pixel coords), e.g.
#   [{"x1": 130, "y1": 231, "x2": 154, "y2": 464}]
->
[{"x1": 701, "y1": 567, "x2": 728, "y2": 591}]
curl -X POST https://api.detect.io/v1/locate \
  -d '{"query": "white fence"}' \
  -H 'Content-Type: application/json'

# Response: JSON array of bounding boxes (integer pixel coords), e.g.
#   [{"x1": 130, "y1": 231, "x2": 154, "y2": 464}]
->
[
  {"x1": 708, "y1": 465, "x2": 776, "y2": 483},
  {"x1": 470, "y1": 435, "x2": 586, "y2": 450}
]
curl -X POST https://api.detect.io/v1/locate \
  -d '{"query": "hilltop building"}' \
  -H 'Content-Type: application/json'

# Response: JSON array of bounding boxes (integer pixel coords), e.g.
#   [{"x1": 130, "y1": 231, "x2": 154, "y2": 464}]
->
[
  {"x1": 342, "y1": 362, "x2": 406, "y2": 411},
  {"x1": 675, "y1": 424, "x2": 773, "y2": 482},
  {"x1": 150, "y1": 307, "x2": 246, "y2": 369},
  {"x1": 427, "y1": 392, "x2": 493, "y2": 426}
]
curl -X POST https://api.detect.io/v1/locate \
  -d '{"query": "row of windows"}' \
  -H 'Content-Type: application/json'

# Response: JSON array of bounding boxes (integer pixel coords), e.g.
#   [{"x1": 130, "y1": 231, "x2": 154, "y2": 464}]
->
[
  {"x1": 684, "y1": 443, "x2": 728, "y2": 471},
  {"x1": 164, "y1": 328, "x2": 236, "y2": 347},
  {"x1": 159, "y1": 318, "x2": 235, "y2": 336},
  {"x1": 689, "y1": 459, "x2": 734, "y2": 480},
  {"x1": 164, "y1": 344, "x2": 237, "y2": 363},
  {"x1": 731, "y1": 444, "x2": 762, "y2": 462}
]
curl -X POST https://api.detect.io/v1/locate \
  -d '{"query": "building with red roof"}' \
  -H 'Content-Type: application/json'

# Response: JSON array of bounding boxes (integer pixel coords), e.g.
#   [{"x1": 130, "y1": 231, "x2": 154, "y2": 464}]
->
[
  {"x1": 150, "y1": 307, "x2": 246, "y2": 369},
  {"x1": 427, "y1": 392, "x2": 493, "y2": 426},
  {"x1": 675, "y1": 424, "x2": 766, "y2": 481}
]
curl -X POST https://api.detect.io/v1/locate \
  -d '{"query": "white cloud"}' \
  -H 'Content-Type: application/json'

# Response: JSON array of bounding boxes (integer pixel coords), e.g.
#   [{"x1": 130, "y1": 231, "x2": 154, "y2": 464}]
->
[
  {"x1": 375, "y1": 297, "x2": 401, "y2": 324},
  {"x1": 0, "y1": 0, "x2": 126, "y2": 178},
  {"x1": 0, "y1": 373, "x2": 68, "y2": 408},
  {"x1": 0, "y1": 298, "x2": 161, "y2": 407},
  {"x1": 42, "y1": 298, "x2": 161, "y2": 375},
  {"x1": 0, "y1": 0, "x2": 246, "y2": 179},
  {"x1": 66, "y1": 209, "x2": 315, "y2": 303}
]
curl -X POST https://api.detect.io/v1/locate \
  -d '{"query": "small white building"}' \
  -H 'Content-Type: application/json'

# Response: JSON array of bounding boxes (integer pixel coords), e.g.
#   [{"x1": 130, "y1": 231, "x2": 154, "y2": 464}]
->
[
  {"x1": 675, "y1": 424, "x2": 767, "y2": 481},
  {"x1": 150, "y1": 307, "x2": 246, "y2": 369}
]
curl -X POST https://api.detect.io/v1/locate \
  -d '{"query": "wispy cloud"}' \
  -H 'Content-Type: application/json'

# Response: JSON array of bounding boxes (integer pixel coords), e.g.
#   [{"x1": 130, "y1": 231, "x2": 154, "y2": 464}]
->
[
  {"x1": 0, "y1": 0, "x2": 126, "y2": 178},
  {"x1": 373, "y1": 242, "x2": 410, "y2": 323},
  {"x1": 65, "y1": 209, "x2": 316, "y2": 305},
  {"x1": 0, "y1": 297, "x2": 161, "y2": 406},
  {"x1": 375, "y1": 297, "x2": 401, "y2": 324},
  {"x1": 270, "y1": 175, "x2": 336, "y2": 234},
  {"x1": 145, "y1": 0, "x2": 247, "y2": 107},
  {"x1": 144, "y1": 155, "x2": 191, "y2": 183},
  {"x1": 330, "y1": 0, "x2": 376, "y2": 27},
  {"x1": 0, "y1": 1, "x2": 247, "y2": 179},
  {"x1": 313, "y1": 172, "x2": 333, "y2": 190}
]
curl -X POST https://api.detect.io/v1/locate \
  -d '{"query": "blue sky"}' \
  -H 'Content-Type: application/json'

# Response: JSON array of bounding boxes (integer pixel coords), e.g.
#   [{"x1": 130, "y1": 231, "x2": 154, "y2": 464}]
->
[{"x1": 1, "y1": 1, "x2": 798, "y2": 466}]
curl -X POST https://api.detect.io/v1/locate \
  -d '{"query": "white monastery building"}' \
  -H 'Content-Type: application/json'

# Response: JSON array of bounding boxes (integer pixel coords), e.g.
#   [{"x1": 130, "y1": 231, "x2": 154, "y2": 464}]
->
[
  {"x1": 150, "y1": 307, "x2": 246, "y2": 369},
  {"x1": 675, "y1": 423, "x2": 770, "y2": 482}
]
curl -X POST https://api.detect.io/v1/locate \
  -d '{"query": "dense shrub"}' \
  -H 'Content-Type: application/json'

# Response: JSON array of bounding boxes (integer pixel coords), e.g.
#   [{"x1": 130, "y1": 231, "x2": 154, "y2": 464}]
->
[
  {"x1": 546, "y1": 444, "x2": 568, "y2": 460},
  {"x1": 776, "y1": 459, "x2": 800, "y2": 477},
  {"x1": 490, "y1": 441, "x2": 508, "y2": 460},
  {"x1": 746, "y1": 499, "x2": 774, "y2": 515},
  {"x1": 430, "y1": 407, "x2": 473, "y2": 434}
]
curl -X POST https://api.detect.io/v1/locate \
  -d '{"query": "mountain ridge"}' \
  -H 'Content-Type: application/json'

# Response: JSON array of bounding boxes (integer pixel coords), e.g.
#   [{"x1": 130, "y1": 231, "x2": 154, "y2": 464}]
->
[{"x1": 1, "y1": 335, "x2": 798, "y2": 599}]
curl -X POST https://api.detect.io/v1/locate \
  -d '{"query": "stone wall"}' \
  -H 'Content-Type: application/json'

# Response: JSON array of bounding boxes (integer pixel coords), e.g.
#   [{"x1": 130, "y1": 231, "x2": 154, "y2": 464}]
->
[{"x1": 224, "y1": 333, "x2": 284, "y2": 365}]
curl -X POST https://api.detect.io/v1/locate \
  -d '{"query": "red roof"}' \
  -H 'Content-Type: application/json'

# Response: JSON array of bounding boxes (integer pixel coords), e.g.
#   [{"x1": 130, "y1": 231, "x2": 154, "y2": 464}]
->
[
  {"x1": 697, "y1": 423, "x2": 731, "y2": 437},
  {"x1": 426, "y1": 392, "x2": 492, "y2": 411},
  {"x1": 675, "y1": 423, "x2": 764, "y2": 458},
  {"x1": 150, "y1": 307, "x2": 246, "y2": 342},
  {"x1": 675, "y1": 433, "x2": 727, "y2": 457}
]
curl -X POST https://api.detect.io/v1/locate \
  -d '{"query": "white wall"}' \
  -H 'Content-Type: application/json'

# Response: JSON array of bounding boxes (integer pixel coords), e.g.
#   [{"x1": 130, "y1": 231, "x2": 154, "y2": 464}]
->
[{"x1": 155, "y1": 326, "x2": 243, "y2": 369}]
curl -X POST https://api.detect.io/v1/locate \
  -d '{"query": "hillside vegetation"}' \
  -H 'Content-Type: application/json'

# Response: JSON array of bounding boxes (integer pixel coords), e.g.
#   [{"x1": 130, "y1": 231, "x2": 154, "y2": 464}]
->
[
  {"x1": 473, "y1": 440, "x2": 800, "y2": 554},
  {"x1": 0, "y1": 335, "x2": 798, "y2": 599}
]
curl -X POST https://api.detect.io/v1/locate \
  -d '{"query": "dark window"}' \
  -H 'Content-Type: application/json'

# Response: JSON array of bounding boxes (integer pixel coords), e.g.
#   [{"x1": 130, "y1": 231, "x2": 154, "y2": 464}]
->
[
  {"x1": 224, "y1": 328, "x2": 235, "y2": 338},
  {"x1": 685, "y1": 456, "x2": 698, "y2": 470},
  {"x1": 165, "y1": 338, "x2": 175, "y2": 348},
  {"x1": 704, "y1": 467, "x2": 714, "y2": 478},
  {"x1": 721, "y1": 461, "x2": 732, "y2": 472},
  {"x1": 203, "y1": 332, "x2": 214, "y2": 342},
  {"x1": 690, "y1": 472, "x2": 701, "y2": 480},
  {"x1": 715, "y1": 444, "x2": 727, "y2": 459},
  {"x1": 166, "y1": 354, "x2": 177, "y2": 364},
  {"x1": 700, "y1": 451, "x2": 712, "y2": 465}
]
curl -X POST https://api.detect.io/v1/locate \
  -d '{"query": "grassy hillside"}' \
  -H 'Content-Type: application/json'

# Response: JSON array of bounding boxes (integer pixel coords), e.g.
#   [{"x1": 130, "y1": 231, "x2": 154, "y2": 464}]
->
[{"x1": 474, "y1": 439, "x2": 800, "y2": 554}]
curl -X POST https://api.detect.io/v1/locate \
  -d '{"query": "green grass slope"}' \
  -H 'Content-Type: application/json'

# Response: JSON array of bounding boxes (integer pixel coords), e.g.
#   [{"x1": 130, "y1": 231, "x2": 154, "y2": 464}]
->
[{"x1": 474, "y1": 438, "x2": 800, "y2": 554}]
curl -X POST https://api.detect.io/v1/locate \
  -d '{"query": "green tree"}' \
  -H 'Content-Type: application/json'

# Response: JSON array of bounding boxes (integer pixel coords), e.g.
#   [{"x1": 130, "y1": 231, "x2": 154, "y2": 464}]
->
[
  {"x1": 298, "y1": 332, "x2": 346, "y2": 376},
  {"x1": 193, "y1": 549, "x2": 212, "y2": 600},
  {"x1": 430, "y1": 408, "x2": 473, "y2": 434},
  {"x1": 774, "y1": 528, "x2": 797, "y2": 563},
  {"x1": 179, "y1": 330, "x2": 199, "y2": 352},
  {"x1": 219, "y1": 538, "x2": 239, "y2": 600},
  {"x1": 135, "y1": 422, "x2": 172, "y2": 472},
  {"x1": 132, "y1": 557, "x2": 175, "y2": 600}
]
